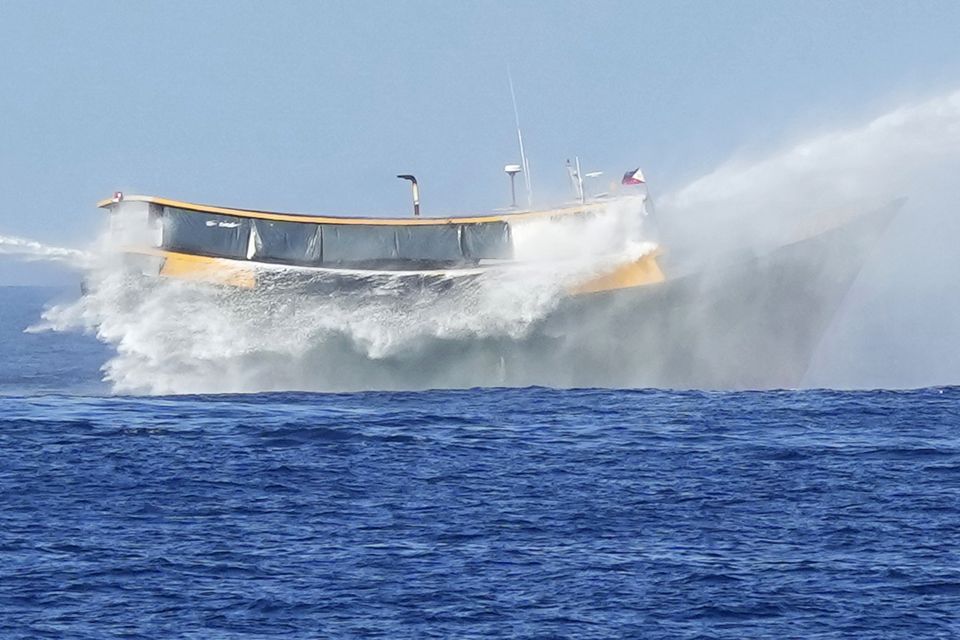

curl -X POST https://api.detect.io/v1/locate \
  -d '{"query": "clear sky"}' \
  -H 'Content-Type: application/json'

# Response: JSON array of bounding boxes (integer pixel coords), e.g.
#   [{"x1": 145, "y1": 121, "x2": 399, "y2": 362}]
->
[{"x1": 1, "y1": 0, "x2": 959, "y2": 286}]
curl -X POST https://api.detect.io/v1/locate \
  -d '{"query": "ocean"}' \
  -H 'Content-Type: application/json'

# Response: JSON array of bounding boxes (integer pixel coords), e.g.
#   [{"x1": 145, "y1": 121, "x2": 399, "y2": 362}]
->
[{"x1": 1, "y1": 285, "x2": 958, "y2": 638}]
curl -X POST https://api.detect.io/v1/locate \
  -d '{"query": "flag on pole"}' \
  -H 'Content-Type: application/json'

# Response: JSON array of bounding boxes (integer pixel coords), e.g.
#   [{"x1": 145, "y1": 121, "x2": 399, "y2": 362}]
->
[{"x1": 621, "y1": 168, "x2": 646, "y2": 186}]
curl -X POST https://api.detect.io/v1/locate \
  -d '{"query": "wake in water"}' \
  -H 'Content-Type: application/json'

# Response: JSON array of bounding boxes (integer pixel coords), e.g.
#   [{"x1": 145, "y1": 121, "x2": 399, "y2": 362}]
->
[{"x1": 14, "y1": 88, "x2": 960, "y2": 394}]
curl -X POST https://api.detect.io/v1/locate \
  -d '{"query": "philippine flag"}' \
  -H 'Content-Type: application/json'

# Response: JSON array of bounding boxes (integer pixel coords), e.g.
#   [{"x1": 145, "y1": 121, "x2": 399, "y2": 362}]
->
[{"x1": 621, "y1": 168, "x2": 646, "y2": 186}]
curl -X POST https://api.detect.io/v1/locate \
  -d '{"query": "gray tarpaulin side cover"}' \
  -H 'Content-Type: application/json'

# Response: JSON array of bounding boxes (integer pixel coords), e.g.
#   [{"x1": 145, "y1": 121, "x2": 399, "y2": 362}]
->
[
  {"x1": 160, "y1": 206, "x2": 515, "y2": 265},
  {"x1": 252, "y1": 219, "x2": 323, "y2": 264},
  {"x1": 396, "y1": 225, "x2": 463, "y2": 262},
  {"x1": 461, "y1": 222, "x2": 512, "y2": 260},
  {"x1": 321, "y1": 225, "x2": 399, "y2": 263},
  {"x1": 161, "y1": 208, "x2": 251, "y2": 259}
]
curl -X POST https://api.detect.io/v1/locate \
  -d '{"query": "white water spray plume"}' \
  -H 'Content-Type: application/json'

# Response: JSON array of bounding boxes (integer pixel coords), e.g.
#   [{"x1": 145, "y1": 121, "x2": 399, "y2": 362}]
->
[
  {"x1": 655, "y1": 89, "x2": 960, "y2": 264},
  {"x1": 21, "y1": 88, "x2": 960, "y2": 394}
]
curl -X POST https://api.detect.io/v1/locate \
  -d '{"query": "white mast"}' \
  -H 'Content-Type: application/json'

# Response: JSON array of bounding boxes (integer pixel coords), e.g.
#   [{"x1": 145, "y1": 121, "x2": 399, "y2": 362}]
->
[
  {"x1": 575, "y1": 156, "x2": 585, "y2": 204},
  {"x1": 508, "y1": 68, "x2": 533, "y2": 209}
]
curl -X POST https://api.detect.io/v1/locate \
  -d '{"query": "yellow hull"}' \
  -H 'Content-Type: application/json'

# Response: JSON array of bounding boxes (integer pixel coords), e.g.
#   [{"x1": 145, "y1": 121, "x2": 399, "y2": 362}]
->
[{"x1": 126, "y1": 248, "x2": 665, "y2": 295}]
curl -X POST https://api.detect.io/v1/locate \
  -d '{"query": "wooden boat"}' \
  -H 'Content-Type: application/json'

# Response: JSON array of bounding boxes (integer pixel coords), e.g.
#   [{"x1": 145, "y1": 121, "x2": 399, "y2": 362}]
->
[{"x1": 96, "y1": 193, "x2": 665, "y2": 295}]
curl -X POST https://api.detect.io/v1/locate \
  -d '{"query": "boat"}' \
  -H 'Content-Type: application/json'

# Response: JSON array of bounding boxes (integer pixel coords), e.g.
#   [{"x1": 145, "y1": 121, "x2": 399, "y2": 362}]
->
[
  {"x1": 95, "y1": 181, "x2": 899, "y2": 390},
  {"x1": 96, "y1": 191, "x2": 666, "y2": 296}
]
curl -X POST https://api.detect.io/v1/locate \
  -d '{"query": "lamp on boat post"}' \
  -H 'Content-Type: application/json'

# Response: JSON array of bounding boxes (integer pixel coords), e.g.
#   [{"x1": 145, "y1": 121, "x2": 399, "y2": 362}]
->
[
  {"x1": 396, "y1": 174, "x2": 420, "y2": 217},
  {"x1": 504, "y1": 164, "x2": 522, "y2": 209}
]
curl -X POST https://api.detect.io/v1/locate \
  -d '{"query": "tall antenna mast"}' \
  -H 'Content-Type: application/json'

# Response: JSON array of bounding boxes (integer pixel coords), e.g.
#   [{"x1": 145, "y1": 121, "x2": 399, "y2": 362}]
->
[{"x1": 508, "y1": 68, "x2": 533, "y2": 209}]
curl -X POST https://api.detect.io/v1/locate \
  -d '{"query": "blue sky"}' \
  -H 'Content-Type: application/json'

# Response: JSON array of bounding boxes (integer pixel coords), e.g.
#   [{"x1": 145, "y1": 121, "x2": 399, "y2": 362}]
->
[{"x1": 1, "y1": 0, "x2": 959, "y2": 284}]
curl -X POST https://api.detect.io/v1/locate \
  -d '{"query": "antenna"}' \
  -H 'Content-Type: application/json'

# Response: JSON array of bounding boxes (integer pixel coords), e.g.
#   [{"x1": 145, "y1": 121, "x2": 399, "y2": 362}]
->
[
  {"x1": 566, "y1": 157, "x2": 586, "y2": 203},
  {"x1": 508, "y1": 68, "x2": 533, "y2": 209},
  {"x1": 575, "y1": 156, "x2": 584, "y2": 204}
]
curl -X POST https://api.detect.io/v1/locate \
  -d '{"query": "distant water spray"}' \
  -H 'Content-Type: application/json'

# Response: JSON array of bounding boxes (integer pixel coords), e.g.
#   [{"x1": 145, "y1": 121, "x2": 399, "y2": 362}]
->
[
  {"x1": 658, "y1": 89, "x2": 960, "y2": 260},
  {"x1": 656, "y1": 88, "x2": 960, "y2": 388}
]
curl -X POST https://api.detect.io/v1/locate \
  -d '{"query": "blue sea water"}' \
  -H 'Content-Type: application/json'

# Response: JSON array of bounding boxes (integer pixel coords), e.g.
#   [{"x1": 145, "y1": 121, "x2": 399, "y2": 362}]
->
[{"x1": 1, "y1": 286, "x2": 959, "y2": 638}]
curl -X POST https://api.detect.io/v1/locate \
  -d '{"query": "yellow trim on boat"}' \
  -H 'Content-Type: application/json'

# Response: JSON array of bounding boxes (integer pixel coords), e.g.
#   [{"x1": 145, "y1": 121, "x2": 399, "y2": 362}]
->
[
  {"x1": 124, "y1": 246, "x2": 664, "y2": 296},
  {"x1": 145, "y1": 249, "x2": 257, "y2": 289},
  {"x1": 98, "y1": 194, "x2": 603, "y2": 226},
  {"x1": 572, "y1": 252, "x2": 665, "y2": 295}
]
